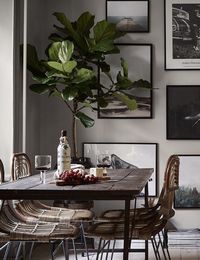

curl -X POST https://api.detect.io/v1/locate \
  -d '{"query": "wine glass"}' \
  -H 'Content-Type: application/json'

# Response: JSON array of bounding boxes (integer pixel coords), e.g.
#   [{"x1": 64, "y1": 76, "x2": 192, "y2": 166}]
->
[
  {"x1": 35, "y1": 155, "x2": 51, "y2": 184},
  {"x1": 96, "y1": 154, "x2": 111, "y2": 175}
]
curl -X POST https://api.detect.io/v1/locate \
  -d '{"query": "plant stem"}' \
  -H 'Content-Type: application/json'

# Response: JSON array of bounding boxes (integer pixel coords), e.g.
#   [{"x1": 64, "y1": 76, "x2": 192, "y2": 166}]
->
[{"x1": 72, "y1": 101, "x2": 78, "y2": 158}]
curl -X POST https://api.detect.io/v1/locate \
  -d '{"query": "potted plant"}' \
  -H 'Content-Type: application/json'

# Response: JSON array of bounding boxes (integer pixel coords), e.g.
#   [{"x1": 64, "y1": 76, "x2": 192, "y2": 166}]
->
[{"x1": 27, "y1": 11, "x2": 151, "y2": 159}]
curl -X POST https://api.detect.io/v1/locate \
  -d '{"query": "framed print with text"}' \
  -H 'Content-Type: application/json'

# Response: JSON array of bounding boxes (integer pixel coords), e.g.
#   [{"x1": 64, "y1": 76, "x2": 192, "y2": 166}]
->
[
  {"x1": 83, "y1": 142, "x2": 157, "y2": 196},
  {"x1": 106, "y1": 0, "x2": 149, "y2": 32},
  {"x1": 98, "y1": 44, "x2": 153, "y2": 119},
  {"x1": 165, "y1": 0, "x2": 200, "y2": 70}
]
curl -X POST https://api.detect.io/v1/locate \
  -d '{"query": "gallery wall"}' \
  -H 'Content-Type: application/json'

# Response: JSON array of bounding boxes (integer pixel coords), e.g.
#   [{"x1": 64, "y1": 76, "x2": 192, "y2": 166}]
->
[{"x1": 25, "y1": 0, "x2": 200, "y2": 229}]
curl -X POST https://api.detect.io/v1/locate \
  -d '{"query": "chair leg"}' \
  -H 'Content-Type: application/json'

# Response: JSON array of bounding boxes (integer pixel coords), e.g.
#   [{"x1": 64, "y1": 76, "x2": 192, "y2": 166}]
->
[
  {"x1": 49, "y1": 241, "x2": 55, "y2": 260},
  {"x1": 72, "y1": 239, "x2": 78, "y2": 260},
  {"x1": 151, "y1": 238, "x2": 159, "y2": 260},
  {"x1": 15, "y1": 242, "x2": 22, "y2": 260},
  {"x1": 162, "y1": 230, "x2": 171, "y2": 260},
  {"x1": 96, "y1": 238, "x2": 103, "y2": 260},
  {"x1": 62, "y1": 239, "x2": 69, "y2": 260},
  {"x1": 3, "y1": 242, "x2": 11, "y2": 260},
  {"x1": 81, "y1": 222, "x2": 90, "y2": 260},
  {"x1": 28, "y1": 242, "x2": 35, "y2": 260},
  {"x1": 105, "y1": 240, "x2": 110, "y2": 260},
  {"x1": 110, "y1": 240, "x2": 116, "y2": 260},
  {"x1": 158, "y1": 232, "x2": 168, "y2": 260}
]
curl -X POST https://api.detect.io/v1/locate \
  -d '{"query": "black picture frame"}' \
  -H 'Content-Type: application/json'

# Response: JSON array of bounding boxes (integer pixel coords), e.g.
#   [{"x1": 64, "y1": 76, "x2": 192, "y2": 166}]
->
[
  {"x1": 106, "y1": 0, "x2": 150, "y2": 33},
  {"x1": 82, "y1": 142, "x2": 158, "y2": 197},
  {"x1": 167, "y1": 85, "x2": 200, "y2": 139},
  {"x1": 98, "y1": 43, "x2": 153, "y2": 119},
  {"x1": 165, "y1": 0, "x2": 200, "y2": 70},
  {"x1": 174, "y1": 155, "x2": 200, "y2": 209}
]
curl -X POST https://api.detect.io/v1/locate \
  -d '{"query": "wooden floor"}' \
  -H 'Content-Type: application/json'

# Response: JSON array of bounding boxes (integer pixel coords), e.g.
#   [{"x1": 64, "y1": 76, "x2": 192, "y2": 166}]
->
[{"x1": 31, "y1": 244, "x2": 200, "y2": 259}]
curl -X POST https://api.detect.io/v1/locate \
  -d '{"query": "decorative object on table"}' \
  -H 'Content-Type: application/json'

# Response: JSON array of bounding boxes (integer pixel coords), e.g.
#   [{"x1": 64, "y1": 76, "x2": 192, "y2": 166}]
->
[
  {"x1": 35, "y1": 155, "x2": 51, "y2": 184},
  {"x1": 167, "y1": 85, "x2": 200, "y2": 139},
  {"x1": 57, "y1": 129, "x2": 71, "y2": 175},
  {"x1": 106, "y1": 0, "x2": 149, "y2": 32},
  {"x1": 98, "y1": 43, "x2": 153, "y2": 118},
  {"x1": 83, "y1": 142, "x2": 158, "y2": 196},
  {"x1": 174, "y1": 154, "x2": 200, "y2": 209},
  {"x1": 165, "y1": 0, "x2": 200, "y2": 70},
  {"x1": 27, "y1": 11, "x2": 151, "y2": 159}
]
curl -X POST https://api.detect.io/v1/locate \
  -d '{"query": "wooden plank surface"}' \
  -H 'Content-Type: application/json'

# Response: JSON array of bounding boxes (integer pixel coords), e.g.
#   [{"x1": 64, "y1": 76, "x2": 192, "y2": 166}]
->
[{"x1": 0, "y1": 168, "x2": 153, "y2": 200}]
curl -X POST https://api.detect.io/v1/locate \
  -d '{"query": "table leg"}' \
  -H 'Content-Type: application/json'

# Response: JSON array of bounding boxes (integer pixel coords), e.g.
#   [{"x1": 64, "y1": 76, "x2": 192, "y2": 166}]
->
[
  {"x1": 144, "y1": 182, "x2": 149, "y2": 260},
  {"x1": 123, "y1": 199, "x2": 131, "y2": 260}
]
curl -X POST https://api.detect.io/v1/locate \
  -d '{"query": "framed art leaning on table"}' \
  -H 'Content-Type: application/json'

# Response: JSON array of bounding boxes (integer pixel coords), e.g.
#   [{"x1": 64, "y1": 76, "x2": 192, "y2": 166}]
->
[
  {"x1": 165, "y1": 0, "x2": 200, "y2": 70},
  {"x1": 83, "y1": 142, "x2": 158, "y2": 196}
]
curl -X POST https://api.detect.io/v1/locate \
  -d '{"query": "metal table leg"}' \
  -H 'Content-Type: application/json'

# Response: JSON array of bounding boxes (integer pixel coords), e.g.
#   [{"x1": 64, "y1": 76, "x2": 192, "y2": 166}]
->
[{"x1": 123, "y1": 199, "x2": 131, "y2": 260}]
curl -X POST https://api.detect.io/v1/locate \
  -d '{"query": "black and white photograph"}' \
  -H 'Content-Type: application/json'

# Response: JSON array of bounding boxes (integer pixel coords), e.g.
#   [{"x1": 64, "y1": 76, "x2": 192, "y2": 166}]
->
[
  {"x1": 106, "y1": 0, "x2": 149, "y2": 32},
  {"x1": 98, "y1": 44, "x2": 152, "y2": 119},
  {"x1": 165, "y1": 0, "x2": 200, "y2": 69},
  {"x1": 83, "y1": 142, "x2": 157, "y2": 196},
  {"x1": 167, "y1": 85, "x2": 200, "y2": 139},
  {"x1": 175, "y1": 155, "x2": 200, "y2": 208}
]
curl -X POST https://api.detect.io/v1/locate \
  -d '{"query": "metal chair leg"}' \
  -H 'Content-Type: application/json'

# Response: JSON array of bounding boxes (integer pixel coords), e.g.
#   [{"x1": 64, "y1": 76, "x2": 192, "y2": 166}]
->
[
  {"x1": 15, "y1": 242, "x2": 22, "y2": 260},
  {"x1": 72, "y1": 239, "x2": 78, "y2": 260},
  {"x1": 110, "y1": 240, "x2": 116, "y2": 260},
  {"x1": 62, "y1": 239, "x2": 69, "y2": 260},
  {"x1": 28, "y1": 242, "x2": 35, "y2": 260},
  {"x1": 153, "y1": 237, "x2": 162, "y2": 260},
  {"x1": 3, "y1": 242, "x2": 11, "y2": 260},
  {"x1": 162, "y1": 230, "x2": 171, "y2": 260},
  {"x1": 49, "y1": 241, "x2": 55, "y2": 260},
  {"x1": 105, "y1": 240, "x2": 111, "y2": 260},
  {"x1": 81, "y1": 222, "x2": 90, "y2": 260},
  {"x1": 158, "y1": 232, "x2": 167, "y2": 260},
  {"x1": 96, "y1": 238, "x2": 103, "y2": 260},
  {"x1": 151, "y1": 238, "x2": 159, "y2": 260}
]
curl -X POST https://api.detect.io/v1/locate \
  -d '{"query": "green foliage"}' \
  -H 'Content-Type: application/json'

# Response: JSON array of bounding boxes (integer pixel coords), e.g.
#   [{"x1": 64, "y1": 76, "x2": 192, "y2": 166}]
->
[{"x1": 27, "y1": 11, "x2": 151, "y2": 130}]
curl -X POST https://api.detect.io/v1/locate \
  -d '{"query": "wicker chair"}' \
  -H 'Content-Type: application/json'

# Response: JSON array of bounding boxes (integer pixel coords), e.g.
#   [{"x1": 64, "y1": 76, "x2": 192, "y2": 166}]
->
[
  {"x1": 11, "y1": 153, "x2": 94, "y2": 258},
  {"x1": 96, "y1": 155, "x2": 178, "y2": 223},
  {"x1": 85, "y1": 155, "x2": 180, "y2": 260}
]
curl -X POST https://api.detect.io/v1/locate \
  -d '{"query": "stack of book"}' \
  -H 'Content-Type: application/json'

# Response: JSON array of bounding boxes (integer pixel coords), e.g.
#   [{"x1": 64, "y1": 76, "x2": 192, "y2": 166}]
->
[{"x1": 168, "y1": 229, "x2": 200, "y2": 248}]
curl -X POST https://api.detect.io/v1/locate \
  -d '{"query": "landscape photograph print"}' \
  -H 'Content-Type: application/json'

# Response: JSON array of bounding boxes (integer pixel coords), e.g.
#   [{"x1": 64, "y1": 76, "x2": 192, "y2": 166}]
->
[{"x1": 106, "y1": 0, "x2": 149, "y2": 32}]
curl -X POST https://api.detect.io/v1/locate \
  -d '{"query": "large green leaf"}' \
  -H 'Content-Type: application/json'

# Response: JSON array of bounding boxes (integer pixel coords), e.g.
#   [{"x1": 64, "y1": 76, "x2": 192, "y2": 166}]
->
[
  {"x1": 92, "y1": 39, "x2": 115, "y2": 53},
  {"x1": 46, "y1": 61, "x2": 63, "y2": 72},
  {"x1": 93, "y1": 21, "x2": 117, "y2": 43},
  {"x1": 73, "y1": 68, "x2": 95, "y2": 83},
  {"x1": 116, "y1": 72, "x2": 133, "y2": 89},
  {"x1": 62, "y1": 87, "x2": 78, "y2": 101},
  {"x1": 113, "y1": 92, "x2": 137, "y2": 110},
  {"x1": 58, "y1": 40, "x2": 74, "y2": 63},
  {"x1": 29, "y1": 84, "x2": 50, "y2": 94},
  {"x1": 76, "y1": 12, "x2": 95, "y2": 36},
  {"x1": 75, "y1": 112, "x2": 94, "y2": 128},
  {"x1": 53, "y1": 12, "x2": 88, "y2": 52},
  {"x1": 63, "y1": 60, "x2": 77, "y2": 73},
  {"x1": 48, "y1": 42, "x2": 61, "y2": 61}
]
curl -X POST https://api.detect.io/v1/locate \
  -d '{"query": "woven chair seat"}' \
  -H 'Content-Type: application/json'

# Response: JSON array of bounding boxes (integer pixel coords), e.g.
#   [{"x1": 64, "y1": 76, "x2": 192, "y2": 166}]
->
[{"x1": 16, "y1": 200, "x2": 93, "y2": 223}]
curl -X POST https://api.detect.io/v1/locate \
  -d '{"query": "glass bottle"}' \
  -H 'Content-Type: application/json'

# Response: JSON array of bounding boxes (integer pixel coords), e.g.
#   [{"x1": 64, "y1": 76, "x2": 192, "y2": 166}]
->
[{"x1": 57, "y1": 130, "x2": 71, "y2": 174}]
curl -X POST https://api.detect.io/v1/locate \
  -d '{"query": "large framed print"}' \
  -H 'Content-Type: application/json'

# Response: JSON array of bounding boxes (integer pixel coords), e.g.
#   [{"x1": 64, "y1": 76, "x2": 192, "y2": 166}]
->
[
  {"x1": 98, "y1": 44, "x2": 153, "y2": 119},
  {"x1": 167, "y1": 85, "x2": 200, "y2": 139},
  {"x1": 165, "y1": 0, "x2": 200, "y2": 70},
  {"x1": 106, "y1": 0, "x2": 149, "y2": 32},
  {"x1": 175, "y1": 155, "x2": 200, "y2": 208},
  {"x1": 83, "y1": 142, "x2": 158, "y2": 196}
]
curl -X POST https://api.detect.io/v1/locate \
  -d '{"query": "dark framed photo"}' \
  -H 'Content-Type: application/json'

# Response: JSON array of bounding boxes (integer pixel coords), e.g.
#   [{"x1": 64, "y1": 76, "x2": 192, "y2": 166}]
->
[
  {"x1": 175, "y1": 155, "x2": 200, "y2": 209},
  {"x1": 167, "y1": 85, "x2": 200, "y2": 139},
  {"x1": 98, "y1": 43, "x2": 153, "y2": 119},
  {"x1": 106, "y1": 0, "x2": 149, "y2": 32},
  {"x1": 83, "y1": 142, "x2": 158, "y2": 196},
  {"x1": 165, "y1": 0, "x2": 200, "y2": 70}
]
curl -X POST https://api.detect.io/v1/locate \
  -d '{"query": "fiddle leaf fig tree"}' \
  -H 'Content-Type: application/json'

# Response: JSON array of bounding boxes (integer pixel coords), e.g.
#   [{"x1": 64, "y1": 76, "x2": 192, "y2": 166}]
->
[{"x1": 27, "y1": 12, "x2": 151, "y2": 158}]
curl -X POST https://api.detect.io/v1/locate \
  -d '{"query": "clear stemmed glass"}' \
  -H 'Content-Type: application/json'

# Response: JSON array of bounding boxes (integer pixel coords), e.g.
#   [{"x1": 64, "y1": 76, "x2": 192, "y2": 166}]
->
[
  {"x1": 96, "y1": 154, "x2": 111, "y2": 175},
  {"x1": 35, "y1": 155, "x2": 51, "y2": 184}
]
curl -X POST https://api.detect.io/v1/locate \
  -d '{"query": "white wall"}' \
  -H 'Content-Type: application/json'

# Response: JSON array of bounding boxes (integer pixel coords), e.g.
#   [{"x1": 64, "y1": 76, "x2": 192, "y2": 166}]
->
[
  {"x1": 25, "y1": 0, "x2": 200, "y2": 229},
  {"x1": 0, "y1": 0, "x2": 14, "y2": 176}
]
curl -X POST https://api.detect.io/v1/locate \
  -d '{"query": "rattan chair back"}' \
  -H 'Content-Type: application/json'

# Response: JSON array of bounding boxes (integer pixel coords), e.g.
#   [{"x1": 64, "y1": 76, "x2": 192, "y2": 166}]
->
[{"x1": 11, "y1": 153, "x2": 32, "y2": 181}]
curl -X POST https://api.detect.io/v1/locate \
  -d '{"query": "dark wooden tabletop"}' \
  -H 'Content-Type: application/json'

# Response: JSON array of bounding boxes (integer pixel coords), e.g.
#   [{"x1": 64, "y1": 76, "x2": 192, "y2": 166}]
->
[{"x1": 0, "y1": 168, "x2": 153, "y2": 200}]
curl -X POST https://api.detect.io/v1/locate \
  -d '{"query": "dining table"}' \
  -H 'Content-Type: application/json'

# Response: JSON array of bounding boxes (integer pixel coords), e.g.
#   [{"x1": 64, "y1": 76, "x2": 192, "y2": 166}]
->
[{"x1": 0, "y1": 167, "x2": 153, "y2": 260}]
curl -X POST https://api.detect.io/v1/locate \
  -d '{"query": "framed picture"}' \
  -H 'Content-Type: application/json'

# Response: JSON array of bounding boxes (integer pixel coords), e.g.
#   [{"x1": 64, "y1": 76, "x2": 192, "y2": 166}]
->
[
  {"x1": 83, "y1": 142, "x2": 158, "y2": 196},
  {"x1": 98, "y1": 43, "x2": 153, "y2": 119},
  {"x1": 106, "y1": 0, "x2": 149, "y2": 32},
  {"x1": 165, "y1": 0, "x2": 200, "y2": 70},
  {"x1": 167, "y1": 85, "x2": 200, "y2": 139},
  {"x1": 175, "y1": 155, "x2": 200, "y2": 209}
]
